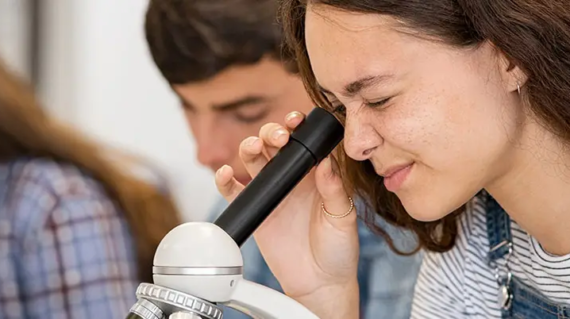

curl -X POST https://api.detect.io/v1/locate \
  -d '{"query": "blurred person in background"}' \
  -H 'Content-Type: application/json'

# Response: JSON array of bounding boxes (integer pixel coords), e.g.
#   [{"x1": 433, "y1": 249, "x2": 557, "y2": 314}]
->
[
  {"x1": 0, "y1": 59, "x2": 181, "y2": 318},
  {"x1": 144, "y1": 1, "x2": 422, "y2": 318}
]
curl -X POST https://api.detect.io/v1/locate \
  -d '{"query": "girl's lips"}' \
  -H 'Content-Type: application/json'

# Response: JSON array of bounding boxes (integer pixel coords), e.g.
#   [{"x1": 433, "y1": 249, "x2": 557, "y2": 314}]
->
[{"x1": 382, "y1": 163, "x2": 414, "y2": 192}]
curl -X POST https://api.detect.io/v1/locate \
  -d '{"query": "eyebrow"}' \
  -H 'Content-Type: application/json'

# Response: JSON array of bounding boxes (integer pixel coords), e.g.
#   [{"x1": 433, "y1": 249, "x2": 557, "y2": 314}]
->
[
  {"x1": 179, "y1": 95, "x2": 269, "y2": 111},
  {"x1": 319, "y1": 74, "x2": 394, "y2": 97}
]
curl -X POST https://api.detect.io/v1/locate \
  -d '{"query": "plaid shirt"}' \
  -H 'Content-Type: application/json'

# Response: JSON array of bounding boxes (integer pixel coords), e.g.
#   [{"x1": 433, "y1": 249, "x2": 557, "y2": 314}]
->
[{"x1": 0, "y1": 158, "x2": 138, "y2": 319}]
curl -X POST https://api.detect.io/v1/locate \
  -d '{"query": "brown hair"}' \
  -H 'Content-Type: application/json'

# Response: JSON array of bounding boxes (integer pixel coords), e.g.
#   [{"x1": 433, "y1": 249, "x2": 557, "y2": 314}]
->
[
  {"x1": 144, "y1": 0, "x2": 296, "y2": 85},
  {"x1": 0, "y1": 61, "x2": 181, "y2": 282},
  {"x1": 279, "y1": 0, "x2": 570, "y2": 253}
]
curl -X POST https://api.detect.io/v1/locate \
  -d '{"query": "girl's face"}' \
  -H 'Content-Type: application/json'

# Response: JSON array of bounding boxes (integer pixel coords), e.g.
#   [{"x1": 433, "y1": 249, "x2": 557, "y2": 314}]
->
[{"x1": 305, "y1": 5, "x2": 526, "y2": 221}]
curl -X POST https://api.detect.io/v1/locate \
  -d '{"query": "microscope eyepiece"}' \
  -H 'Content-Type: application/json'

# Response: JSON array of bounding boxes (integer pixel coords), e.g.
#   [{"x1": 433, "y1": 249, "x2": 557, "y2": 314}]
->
[{"x1": 214, "y1": 107, "x2": 344, "y2": 246}]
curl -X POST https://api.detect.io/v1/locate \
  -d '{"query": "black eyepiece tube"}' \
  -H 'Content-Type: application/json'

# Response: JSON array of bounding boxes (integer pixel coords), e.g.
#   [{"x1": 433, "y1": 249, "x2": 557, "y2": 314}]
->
[{"x1": 214, "y1": 107, "x2": 344, "y2": 246}]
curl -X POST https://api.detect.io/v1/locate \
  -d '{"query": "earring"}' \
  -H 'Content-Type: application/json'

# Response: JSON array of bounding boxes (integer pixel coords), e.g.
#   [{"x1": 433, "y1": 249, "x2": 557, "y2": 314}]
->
[{"x1": 517, "y1": 82, "x2": 521, "y2": 95}]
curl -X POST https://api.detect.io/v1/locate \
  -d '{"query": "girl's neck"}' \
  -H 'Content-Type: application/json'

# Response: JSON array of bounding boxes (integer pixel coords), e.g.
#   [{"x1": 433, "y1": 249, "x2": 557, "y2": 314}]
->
[{"x1": 486, "y1": 118, "x2": 570, "y2": 256}]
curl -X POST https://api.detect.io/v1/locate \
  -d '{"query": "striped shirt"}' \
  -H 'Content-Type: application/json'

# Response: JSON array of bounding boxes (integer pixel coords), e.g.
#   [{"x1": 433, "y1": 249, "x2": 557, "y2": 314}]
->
[{"x1": 412, "y1": 195, "x2": 570, "y2": 318}]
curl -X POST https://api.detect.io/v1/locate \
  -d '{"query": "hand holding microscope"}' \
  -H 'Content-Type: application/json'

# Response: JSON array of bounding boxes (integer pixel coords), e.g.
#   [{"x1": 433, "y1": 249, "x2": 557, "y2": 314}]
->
[{"x1": 125, "y1": 107, "x2": 344, "y2": 319}]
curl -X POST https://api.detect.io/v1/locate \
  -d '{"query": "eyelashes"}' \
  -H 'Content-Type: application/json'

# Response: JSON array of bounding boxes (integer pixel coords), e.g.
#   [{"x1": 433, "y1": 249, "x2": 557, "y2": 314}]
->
[
  {"x1": 364, "y1": 97, "x2": 391, "y2": 108},
  {"x1": 235, "y1": 110, "x2": 269, "y2": 123},
  {"x1": 331, "y1": 97, "x2": 392, "y2": 116}
]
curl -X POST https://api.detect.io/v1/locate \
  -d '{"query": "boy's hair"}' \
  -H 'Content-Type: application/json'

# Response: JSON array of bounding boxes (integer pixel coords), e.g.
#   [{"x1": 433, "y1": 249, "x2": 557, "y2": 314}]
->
[{"x1": 145, "y1": 0, "x2": 296, "y2": 85}]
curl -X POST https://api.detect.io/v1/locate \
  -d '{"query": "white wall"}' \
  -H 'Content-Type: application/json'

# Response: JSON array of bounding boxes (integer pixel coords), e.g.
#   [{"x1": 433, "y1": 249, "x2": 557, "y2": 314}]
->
[
  {"x1": 39, "y1": 0, "x2": 218, "y2": 221},
  {"x1": 0, "y1": 0, "x2": 31, "y2": 79}
]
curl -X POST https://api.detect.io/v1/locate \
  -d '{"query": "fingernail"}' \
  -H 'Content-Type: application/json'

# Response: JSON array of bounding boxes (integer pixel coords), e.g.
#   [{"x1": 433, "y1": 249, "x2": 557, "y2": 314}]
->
[
  {"x1": 322, "y1": 156, "x2": 331, "y2": 169},
  {"x1": 285, "y1": 111, "x2": 301, "y2": 122},
  {"x1": 323, "y1": 157, "x2": 336, "y2": 178},
  {"x1": 216, "y1": 165, "x2": 227, "y2": 177},
  {"x1": 330, "y1": 156, "x2": 340, "y2": 176},
  {"x1": 245, "y1": 137, "x2": 259, "y2": 146},
  {"x1": 272, "y1": 129, "x2": 287, "y2": 140}
]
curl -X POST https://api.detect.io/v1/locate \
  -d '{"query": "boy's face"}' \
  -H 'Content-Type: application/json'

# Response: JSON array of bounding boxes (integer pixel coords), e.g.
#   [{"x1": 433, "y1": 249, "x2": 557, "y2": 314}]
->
[{"x1": 173, "y1": 57, "x2": 313, "y2": 185}]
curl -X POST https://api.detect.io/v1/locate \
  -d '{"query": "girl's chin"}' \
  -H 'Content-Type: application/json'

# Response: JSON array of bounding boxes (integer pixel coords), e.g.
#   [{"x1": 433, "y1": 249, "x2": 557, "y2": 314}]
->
[
  {"x1": 401, "y1": 200, "x2": 451, "y2": 223},
  {"x1": 398, "y1": 184, "x2": 471, "y2": 223}
]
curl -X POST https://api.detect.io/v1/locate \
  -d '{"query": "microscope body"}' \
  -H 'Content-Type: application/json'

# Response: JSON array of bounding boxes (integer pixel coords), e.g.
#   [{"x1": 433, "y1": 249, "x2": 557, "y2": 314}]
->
[{"x1": 128, "y1": 222, "x2": 320, "y2": 319}]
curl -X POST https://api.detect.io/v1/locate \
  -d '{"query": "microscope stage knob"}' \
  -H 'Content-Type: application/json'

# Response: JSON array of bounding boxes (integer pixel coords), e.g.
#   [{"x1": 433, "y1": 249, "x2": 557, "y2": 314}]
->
[{"x1": 136, "y1": 283, "x2": 223, "y2": 319}]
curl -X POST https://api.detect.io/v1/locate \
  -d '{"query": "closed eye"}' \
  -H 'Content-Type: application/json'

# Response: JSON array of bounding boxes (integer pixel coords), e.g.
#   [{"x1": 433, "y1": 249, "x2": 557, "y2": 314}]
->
[
  {"x1": 234, "y1": 109, "x2": 269, "y2": 123},
  {"x1": 364, "y1": 97, "x2": 391, "y2": 108}
]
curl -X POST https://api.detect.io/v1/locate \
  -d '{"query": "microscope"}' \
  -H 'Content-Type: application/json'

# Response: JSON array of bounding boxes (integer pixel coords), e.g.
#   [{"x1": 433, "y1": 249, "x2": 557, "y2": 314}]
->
[{"x1": 125, "y1": 107, "x2": 344, "y2": 319}]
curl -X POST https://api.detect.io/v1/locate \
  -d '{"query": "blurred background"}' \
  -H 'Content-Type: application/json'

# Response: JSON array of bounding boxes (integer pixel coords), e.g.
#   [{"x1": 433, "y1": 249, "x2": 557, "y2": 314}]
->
[{"x1": 0, "y1": 0, "x2": 217, "y2": 221}]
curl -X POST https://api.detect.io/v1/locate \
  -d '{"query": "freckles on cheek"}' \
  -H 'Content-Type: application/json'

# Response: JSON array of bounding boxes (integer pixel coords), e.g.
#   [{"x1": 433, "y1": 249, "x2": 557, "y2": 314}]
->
[
  {"x1": 385, "y1": 110, "x2": 430, "y2": 155},
  {"x1": 393, "y1": 95, "x2": 443, "y2": 152},
  {"x1": 420, "y1": 87, "x2": 464, "y2": 151}
]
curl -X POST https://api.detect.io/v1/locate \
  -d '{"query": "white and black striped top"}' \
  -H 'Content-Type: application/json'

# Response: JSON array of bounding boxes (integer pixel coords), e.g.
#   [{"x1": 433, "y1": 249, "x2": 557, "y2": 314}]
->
[{"x1": 411, "y1": 195, "x2": 570, "y2": 318}]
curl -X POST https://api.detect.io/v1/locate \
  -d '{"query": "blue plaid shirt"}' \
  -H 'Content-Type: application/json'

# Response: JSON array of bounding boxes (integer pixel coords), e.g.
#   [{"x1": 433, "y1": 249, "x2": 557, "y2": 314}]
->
[
  {"x1": 209, "y1": 196, "x2": 423, "y2": 319},
  {"x1": 0, "y1": 158, "x2": 138, "y2": 319}
]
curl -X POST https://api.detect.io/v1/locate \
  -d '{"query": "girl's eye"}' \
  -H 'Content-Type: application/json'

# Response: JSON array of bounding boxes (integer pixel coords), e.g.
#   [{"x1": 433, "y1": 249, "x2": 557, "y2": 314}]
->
[
  {"x1": 365, "y1": 97, "x2": 391, "y2": 108},
  {"x1": 331, "y1": 97, "x2": 391, "y2": 116}
]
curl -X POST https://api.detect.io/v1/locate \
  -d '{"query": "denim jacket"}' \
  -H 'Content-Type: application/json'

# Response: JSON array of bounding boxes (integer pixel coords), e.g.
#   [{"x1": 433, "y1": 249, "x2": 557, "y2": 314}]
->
[{"x1": 209, "y1": 195, "x2": 422, "y2": 319}]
